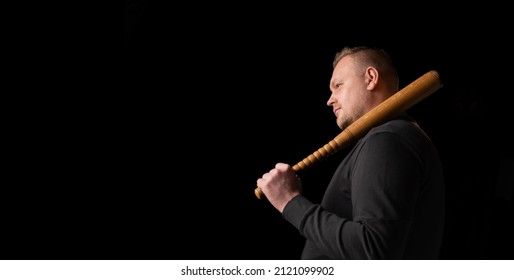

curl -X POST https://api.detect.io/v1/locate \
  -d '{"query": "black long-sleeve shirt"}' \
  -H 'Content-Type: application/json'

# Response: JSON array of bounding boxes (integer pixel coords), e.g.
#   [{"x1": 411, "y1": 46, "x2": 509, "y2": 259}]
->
[{"x1": 282, "y1": 116, "x2": 445, "y2": 259}]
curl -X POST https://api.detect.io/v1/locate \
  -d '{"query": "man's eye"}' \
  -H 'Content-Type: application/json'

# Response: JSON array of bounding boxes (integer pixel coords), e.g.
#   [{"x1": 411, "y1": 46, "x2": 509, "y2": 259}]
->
[{"x1": 336, "y1": 83, "x2": 342, "y2": 88}]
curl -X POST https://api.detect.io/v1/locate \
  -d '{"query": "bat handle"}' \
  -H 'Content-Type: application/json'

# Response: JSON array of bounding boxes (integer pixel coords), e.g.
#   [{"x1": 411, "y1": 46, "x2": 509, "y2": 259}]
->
[{"x1": 254, "y1": 159, "x2": 320, "y2": 199}]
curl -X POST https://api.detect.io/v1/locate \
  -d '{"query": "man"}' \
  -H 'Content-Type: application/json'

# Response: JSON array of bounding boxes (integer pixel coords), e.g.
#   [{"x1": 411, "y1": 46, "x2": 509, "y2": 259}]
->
[{"x1": 256, "y1": 46, "x2": 445, "y2": 259}]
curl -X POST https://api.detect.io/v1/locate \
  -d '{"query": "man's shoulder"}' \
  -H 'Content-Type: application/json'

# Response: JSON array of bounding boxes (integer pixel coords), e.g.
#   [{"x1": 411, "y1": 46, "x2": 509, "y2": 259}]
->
[
  {"x1": 368, "y1": 115, "x2": 417, "y2": 135},
  {"x1": 362, "y1": 114, "x2": 433, "y2": 149}
]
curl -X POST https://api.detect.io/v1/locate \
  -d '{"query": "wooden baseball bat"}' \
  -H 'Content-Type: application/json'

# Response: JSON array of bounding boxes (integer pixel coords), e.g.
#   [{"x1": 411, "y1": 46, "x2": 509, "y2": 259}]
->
[{"x1": 255, "y1": 70, "x2": 443, "y2": 200}]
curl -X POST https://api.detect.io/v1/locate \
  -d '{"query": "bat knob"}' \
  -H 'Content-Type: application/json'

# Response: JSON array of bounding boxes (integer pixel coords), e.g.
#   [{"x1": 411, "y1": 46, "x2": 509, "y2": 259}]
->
[{"x1": 254, "y1": 187, "x2": 264, "y2": 200}]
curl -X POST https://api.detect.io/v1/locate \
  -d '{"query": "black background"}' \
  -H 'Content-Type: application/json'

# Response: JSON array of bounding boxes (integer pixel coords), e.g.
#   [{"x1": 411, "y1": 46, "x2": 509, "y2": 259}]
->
[{"x1": 4, "y1": 2, "x2": 513, "y2": 260}]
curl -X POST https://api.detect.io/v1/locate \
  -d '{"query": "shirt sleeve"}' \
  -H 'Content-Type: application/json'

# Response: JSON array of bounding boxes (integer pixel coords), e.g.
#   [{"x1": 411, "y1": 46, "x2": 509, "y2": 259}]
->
[{"x1": 282, "y1": 131, "x2": 423, "y2": 259}]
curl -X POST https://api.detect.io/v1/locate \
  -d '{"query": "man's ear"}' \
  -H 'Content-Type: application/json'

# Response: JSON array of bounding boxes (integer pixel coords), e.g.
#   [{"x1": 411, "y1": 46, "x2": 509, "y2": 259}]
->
[{"x1": 365, "y1": 67, "x2": 379, "y2": 90}]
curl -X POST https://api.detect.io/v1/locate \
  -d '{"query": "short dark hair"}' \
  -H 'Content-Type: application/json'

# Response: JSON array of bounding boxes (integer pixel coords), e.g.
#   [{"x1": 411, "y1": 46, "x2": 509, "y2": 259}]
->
[{"x1": 333, "y1": 46, "x2": 399, "y2": 91}]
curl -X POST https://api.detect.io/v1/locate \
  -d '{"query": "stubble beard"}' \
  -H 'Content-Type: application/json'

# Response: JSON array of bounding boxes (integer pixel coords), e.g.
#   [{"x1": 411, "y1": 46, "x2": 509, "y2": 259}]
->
[
  {"x1": 337, "y1": 113, "x2": 354, "y2": 131},
  {"x1": 337, "y1": 105, "x2": 364, "y2": 131}
]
